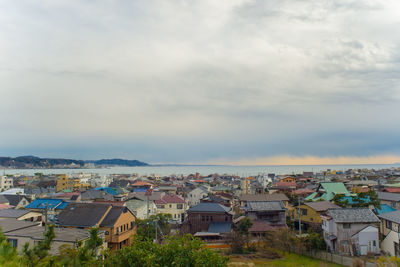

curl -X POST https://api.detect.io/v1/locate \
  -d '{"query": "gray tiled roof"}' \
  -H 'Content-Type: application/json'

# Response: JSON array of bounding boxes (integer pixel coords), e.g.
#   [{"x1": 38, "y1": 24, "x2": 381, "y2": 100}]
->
[
  {"x1": 378, "y1": 210, "x2": 400, "y2": 224},
  {"x1": 304, "y1": 201, "x2": 341, "y2": 212},
  {"x1": 0, "y1": 209, "x2": 31, "y2": 218},
  {"x1": 58, "y1": 203, "x2": 111, "y2": 227},
  {"x1": 188, "y1": 203, "x2": 230, "y2": 213},
  {"x1": 240, "y1": 193, "x2": 289, "y2": 202},
  {"x1": 246, "y1": 201, "x2": 285, "y2": 211},
  {"x1": 327, "y1": 208, "x2": 380, "y2": 223},
  {"x1": 378, "y1": 192, "x2": 400, "y2": 202}
]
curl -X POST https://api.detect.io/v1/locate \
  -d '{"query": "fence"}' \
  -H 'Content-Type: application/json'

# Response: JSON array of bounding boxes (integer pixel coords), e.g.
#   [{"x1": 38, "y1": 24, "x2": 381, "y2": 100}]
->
[{"x1": 289, "y1": 247, "x2": 377, "y2": 267}]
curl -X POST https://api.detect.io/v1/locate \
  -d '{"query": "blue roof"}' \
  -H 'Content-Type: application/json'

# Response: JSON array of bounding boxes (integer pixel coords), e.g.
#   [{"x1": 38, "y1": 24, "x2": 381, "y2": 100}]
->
[
  {"x1": 208, "y1": 222, "x2": 232, "y2": 233},
  {"x1": 375, "y1": 204, "x2": 396, "y2": 215},
  {"x1": 341, "y1": 196, "x2": 370, "y2": 205},
  {"x1": 25, "y1": 198, "x2": 69, "y2": 210},
  {"x1": 134, "y1": 188, "x2": 148, "y2": 192},
  {"x1": 94, "y1": 187, "x2": 118, "y2": 195}
]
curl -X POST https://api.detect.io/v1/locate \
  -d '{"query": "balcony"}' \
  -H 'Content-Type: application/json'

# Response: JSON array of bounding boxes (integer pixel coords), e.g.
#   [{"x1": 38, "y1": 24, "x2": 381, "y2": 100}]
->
[{"x1": 109, "y1": 229, "x2": 135, "y2": 243}]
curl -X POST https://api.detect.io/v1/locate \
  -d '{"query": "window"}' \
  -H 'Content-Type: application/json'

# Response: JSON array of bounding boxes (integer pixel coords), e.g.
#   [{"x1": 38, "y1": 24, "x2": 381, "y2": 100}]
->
[
  {"x1": 105, "y1": 231, "x2": 109, "y2": 235},
  {"x1": 343, "y1": 223, "x2": 351, "y2": 229},
  {"x1": 210, "y1": 216, "x2": 213, "y2": 221},
  {"x1": 177, "y1": 204, "x2": 183, "y2": 209},
  {"x1": 6, "y1": 239, "x2": 19, "y2": 248},
  {"x1": 202, "y1": 216, "x2": 205, "y2": 222},
  {"x1": 116, "y1": 228, "x2": 119, "y2": 234},
  {"x1": 301, "y1": 209, "x2": 307, "y2": 216},
  {"x1": 206, "y1": 216, "x2": 209, "y2": 221},
  {"x1": 386, "y1": 220, "x2": 393, "y2": 230},
  {"x1": 169, "y1": 205, "x2": 172, "y2": 208},
  {"x1": 373, "y1": 240, "x2": 376, "y2": 246},
  {"x1": 225, "y1": 216, "x2": 228, "y2": 222},
  {"x1": 124, "y1": 224, "x2": 126, "y2": 231}
]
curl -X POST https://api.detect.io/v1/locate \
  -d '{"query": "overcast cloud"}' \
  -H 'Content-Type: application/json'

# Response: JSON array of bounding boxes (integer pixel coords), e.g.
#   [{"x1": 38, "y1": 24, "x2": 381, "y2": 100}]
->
[{"x1": 1, "y1": 0, "x2": 400, "y2": 164}]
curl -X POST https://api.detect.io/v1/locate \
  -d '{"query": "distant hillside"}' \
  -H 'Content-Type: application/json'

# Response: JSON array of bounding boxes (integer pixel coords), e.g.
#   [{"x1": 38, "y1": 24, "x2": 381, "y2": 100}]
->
[
  {"x1": 85, "y1": 158, "x2": 149, "y2": 166},
  {"x1": 0, "y1": 156, "x2": 149, "y2": 168},
  {"x1": 0, "y1": 156, "x2": 85, "y2": 168}
]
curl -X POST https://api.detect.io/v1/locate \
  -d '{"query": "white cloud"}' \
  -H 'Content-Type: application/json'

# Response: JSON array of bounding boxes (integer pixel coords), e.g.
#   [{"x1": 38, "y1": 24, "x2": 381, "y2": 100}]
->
[{"x1": 1, "y1": 0, "x2": 400, "y2": 162}]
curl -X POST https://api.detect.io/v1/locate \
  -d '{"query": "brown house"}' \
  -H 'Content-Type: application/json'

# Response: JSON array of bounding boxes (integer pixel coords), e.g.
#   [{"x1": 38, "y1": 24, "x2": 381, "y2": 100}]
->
[
  {"x1": 183, "y1": 202, "x2": 232, "y2": 235},
  {"x1": 57, "y1": 203, "x2": 136, "y2": 250}
]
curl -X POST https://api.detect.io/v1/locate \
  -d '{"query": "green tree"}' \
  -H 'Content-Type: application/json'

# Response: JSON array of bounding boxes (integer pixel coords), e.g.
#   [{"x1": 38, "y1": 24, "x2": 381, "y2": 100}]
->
[
  {"x1": 231, "y1": 217, "x2": 253, "y2": 253},
  {"x1": 0, "y1": 227, "x2": 21, "y2": 267},
  {"x1": 103, "y1": 234, "x2": 228, "y2": 267},
  {"x1": 136, "y1": 213, "x2": 172, "y2": 241},
  {"x1": 23, "y1": 225, "x2": 56, "y2": 267}
]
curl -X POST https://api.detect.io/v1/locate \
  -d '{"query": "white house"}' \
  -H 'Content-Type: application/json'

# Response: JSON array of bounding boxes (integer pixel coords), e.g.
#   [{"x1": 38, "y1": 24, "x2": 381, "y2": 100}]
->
[
  {"x1": 187, "y1": 187, "x2": 208, "y2": 207},
  {"x1": 321, "y1": 208, "x2": 380, "y2": 255}
]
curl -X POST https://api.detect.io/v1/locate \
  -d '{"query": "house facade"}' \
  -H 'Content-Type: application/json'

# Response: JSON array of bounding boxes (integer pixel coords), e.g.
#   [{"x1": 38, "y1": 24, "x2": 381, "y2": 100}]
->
[
  {"x1": 184, "y1": 203, "x2": 232, "y2": 235},
  {"x1": 155, "y1": 194, "x2": 187, "y2": 223},
  {"x1": 378, "y1": 210, "x2": 400, "y2": 256},
  {"x1": 321, "y1": 208, "x2": 380, "y2": 255}
]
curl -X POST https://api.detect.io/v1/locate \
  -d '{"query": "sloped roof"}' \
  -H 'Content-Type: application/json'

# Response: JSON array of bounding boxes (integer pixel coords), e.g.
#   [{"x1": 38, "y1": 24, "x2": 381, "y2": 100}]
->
[
  {"x1": 304, "y1": 201, "x2": 341, "y2": 212},
  {"x1": 188, "y1": 203, "x2": 230, "y2": 213},
  {"x1": 374, "y1": 204, "x2": 396, "y2": 215},
  {"x1": 378, "y1": 210, "x2": 400, "y2": 224},
  {"x1": 0, "y1": 209, "x2": 31, "y2": 218},
  {"x1": 306, "y1": 182, "x2": 350, "y2": 201},
  {"x1": 246, "y1": 201, "x2": 285, "y2": 212},
  {"x1": 378, "y1": 192, "x2": 400, "y2": 202},
  {"x1": 155, "y1": 194, "x2": 184, "y2": 204},
  {"x1": 58, "y1": 203, "x2": 111, "y2": 227},
  {"x1": 249, "y1": 220, "x2": 287, "y2": 232},
  {"x1": 100, "y1": 206, "x2": 133, "y2": 227},
  {"x1": 208, "y1": 222, "x2": 231, "y2": 233},
  {"x1": 240, "y1": 193, "x2": 288, "y2": 202},
  {"x1": 327, "y1": 208, "x2": 380, "y2": 223},
  {"x1": 25, "y1": 198, "x2": 68, "y2": 210}
]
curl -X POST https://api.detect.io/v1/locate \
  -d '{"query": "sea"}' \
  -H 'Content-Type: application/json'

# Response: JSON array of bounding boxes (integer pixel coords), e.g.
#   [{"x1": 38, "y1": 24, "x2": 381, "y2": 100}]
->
[{"x1": 3, "y1": 164, "x2": 400, "y2": 177}]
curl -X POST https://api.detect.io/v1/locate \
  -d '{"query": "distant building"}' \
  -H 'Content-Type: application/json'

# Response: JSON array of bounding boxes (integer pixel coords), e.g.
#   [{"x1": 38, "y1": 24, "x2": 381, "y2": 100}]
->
[{"x1": 0, "y1": 176, "x2": 13, "y2": 191}]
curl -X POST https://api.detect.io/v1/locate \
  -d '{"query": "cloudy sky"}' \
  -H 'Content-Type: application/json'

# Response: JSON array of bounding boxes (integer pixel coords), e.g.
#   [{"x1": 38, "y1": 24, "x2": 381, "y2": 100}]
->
[{"x1": 1, "y1": 0, "x2": 400, "y2": 165}]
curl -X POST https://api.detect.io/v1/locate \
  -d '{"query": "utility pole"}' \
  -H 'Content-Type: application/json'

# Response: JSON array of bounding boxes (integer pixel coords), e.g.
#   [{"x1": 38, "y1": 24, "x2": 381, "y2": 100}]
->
[
  {"x1": 298, "y1": 197, "x2": 301, "y2": 235},
  {"x1": 44, "y1": 203, "x2": 49, "y2": 231},
  {"x1": 155, "y1": 219, "x2": 158, "y2": 243}
]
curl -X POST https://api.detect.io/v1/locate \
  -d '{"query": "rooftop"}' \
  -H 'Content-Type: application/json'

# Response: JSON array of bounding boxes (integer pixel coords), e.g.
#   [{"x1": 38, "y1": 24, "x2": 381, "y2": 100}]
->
[{"x1": 326, "y1": 208, "x2": 380, "y2": 223}]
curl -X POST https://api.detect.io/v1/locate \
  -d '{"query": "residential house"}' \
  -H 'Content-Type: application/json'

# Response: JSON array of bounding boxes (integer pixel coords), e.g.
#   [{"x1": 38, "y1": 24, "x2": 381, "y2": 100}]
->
[
  {"x1": 25, "y1": 198, "x2": 69, "y2": 221},
  {"x1": 280, "y1": 177, "x2": 296, "y2": 183},
  {"x1": 183, "y1": 202, "x2": 232, "y2": 237},
  {"x1": 321, "y1": 208, "x2": 380, "y2": 255},
  {"x1": 125, "y1": 198, "x2": 157, "y2": 219},
  {"x1": 57, "y1": 203, "x2": 136, "y2": 250},
  {"x1": 0, "y1": 218, "x2": 96, "y2": 254},
  {"x1": 239, "y1": 193, "x2": 290, "y2": 209},
  {"x1": 305, "y1": 182, "x2": 351, "y2": 202},
  {"x1": 378, "y1": 192, "x2": 400, "y2": 209},
  {"x1": 244, "y1": 201, "x2": 287, "y2": 237},
  {"x1": 0, "y1": 194, "x2": 31, "y2": 209},
  {"x1": 0, "y1": 209, "x2": 42, "y2": 222},
  {"x1": 187, "y1": 187, "x2": 208, "y2": 207},
  {"x1": 292, "y1": 201, "x2": 340, "y2": 230},
  {"x1": 155, "y1": 195, "x2": 186, "y2": 223},
  {"x1": 378, "y1": 210, "x2": 400, "y2": 256}
]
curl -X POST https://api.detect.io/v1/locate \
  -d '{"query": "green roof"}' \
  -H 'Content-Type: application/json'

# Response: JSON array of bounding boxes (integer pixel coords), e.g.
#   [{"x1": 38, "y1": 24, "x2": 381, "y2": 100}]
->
[{"x1": 305, "y1": 182, "x2": 350, "y2": 201}]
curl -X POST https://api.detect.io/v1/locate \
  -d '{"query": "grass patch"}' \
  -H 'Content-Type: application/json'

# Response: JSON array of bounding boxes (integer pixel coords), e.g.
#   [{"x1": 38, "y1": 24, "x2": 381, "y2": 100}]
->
[{"x1": 229, "y1": 252, "x2": 344, "y2": 267}]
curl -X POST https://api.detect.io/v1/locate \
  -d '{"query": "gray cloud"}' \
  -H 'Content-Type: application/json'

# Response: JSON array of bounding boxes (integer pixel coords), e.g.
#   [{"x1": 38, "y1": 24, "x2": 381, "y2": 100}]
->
[{"x1": 1, "y1": 0, "x2": 400, "y2": 162}]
